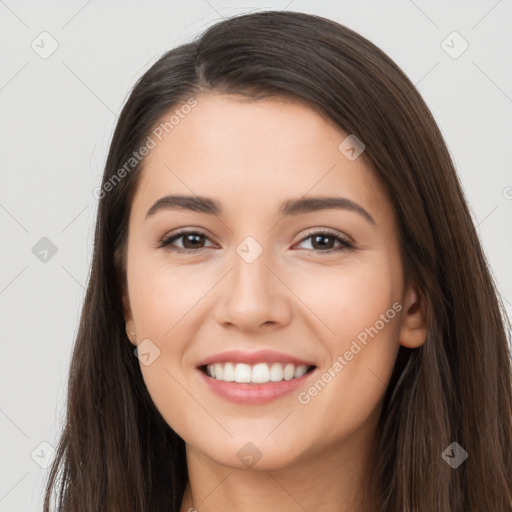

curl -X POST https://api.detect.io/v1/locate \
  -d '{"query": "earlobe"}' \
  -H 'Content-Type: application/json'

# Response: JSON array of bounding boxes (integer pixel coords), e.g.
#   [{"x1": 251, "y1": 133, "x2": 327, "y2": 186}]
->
[
  {"x1": 399, "y1": 285, "x2": 428, "y2": 349},
  {"x1": 125, "y1": 323, "x2": 137, "y2": 346},
  {"x1": 123, "y1": 293, "x2": 137, "y2": 346}
]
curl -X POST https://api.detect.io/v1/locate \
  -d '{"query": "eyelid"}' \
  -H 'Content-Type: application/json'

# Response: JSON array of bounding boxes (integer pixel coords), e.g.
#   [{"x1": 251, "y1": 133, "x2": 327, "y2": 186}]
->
[
  {"x1": 296, "y1": 227, "x2": 353, "y2": 244},
  {"x1": 159, "y1": 228, "x2": 216, "y2": 249}
]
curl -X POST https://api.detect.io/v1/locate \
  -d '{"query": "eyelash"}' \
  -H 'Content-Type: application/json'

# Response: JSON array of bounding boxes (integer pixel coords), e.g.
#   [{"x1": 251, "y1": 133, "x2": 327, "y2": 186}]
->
[{"x1": 157, "y1": 229, "x2": 354, "y2": 255}]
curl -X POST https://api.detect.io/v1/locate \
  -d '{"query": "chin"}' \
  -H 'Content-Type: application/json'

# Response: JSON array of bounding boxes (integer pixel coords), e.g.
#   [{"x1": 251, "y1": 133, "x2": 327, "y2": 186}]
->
[{"x1": 184, "y1": 429, "x2": 312, "y2": 472}]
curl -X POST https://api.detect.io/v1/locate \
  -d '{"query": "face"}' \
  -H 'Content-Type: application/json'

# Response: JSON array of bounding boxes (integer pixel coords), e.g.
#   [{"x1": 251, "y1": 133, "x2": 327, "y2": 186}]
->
[{"x1": 123, "y1": 93, "x2": 426, "y2": 471}]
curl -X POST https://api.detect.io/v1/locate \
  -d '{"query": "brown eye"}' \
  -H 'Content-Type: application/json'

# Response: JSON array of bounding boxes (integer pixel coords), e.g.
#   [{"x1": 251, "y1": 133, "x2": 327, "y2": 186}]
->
[
  {"x1": 159, "y1": 230, "x2": 214, "y2": 253},
  {"x1": 296, "y1": 230, "x2": 353, "y2": 253}
]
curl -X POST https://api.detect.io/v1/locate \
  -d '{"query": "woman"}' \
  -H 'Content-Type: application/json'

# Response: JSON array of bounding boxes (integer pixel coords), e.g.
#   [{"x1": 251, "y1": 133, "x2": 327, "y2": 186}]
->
[{"x1": 44, "y1": 10, "x2": 512, "y2": 512}]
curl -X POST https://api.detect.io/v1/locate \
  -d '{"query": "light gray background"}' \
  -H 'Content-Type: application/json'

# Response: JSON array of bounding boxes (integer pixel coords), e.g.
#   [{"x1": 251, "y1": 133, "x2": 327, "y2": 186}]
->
[{"x1": 1, "y1": 0, "x2": 511, "y2": 509}]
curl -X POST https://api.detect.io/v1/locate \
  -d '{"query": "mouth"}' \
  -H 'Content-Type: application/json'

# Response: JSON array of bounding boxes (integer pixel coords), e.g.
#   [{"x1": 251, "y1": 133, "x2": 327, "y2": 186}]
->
[
  {"x1": 199, "y1": 362, "x2": 317, "y2": 384},
  {"x1": 195, "y1": 349, "x2": 318, "y2": 404}
]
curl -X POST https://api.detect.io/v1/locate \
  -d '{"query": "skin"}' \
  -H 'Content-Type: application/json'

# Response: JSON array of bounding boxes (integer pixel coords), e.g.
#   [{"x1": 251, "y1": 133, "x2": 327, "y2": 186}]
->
[{"x1": 123, "y1": 93, "x2": 428, "y2": 512}]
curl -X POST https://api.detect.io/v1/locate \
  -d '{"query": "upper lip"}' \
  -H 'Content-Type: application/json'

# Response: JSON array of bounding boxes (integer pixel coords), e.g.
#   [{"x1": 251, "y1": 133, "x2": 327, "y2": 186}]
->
[{"x1": 196, "y1": 349, "x2": 316, "y2": 368}]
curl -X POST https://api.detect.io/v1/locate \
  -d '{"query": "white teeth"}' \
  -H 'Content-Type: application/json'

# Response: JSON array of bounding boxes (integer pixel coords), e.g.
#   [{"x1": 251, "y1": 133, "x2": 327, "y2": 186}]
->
[
  {"x1": 294, "y1": 365, "x2": 308, "y2": 378},
  {"x1": 223, "y1": 362, "x2": 235, "y2": 382},
  {"x1": 234, "y1": 363, "x2": 251, "y2": 383},
  {"x1": 205, "y1": 362, "x2": 311, "y2": 384},
  {"x1": 251, "y1": 363, "x2": 270, "y2": 383},
  {"x1": 269, "y1": 362, "x2": 283, "y2": 382},
  {"x1": 214, "y1": 363, "x2": 223, "y2": 381},
  {"x1": 283, "y1": 363, "x2": 295, "y2": 381}
]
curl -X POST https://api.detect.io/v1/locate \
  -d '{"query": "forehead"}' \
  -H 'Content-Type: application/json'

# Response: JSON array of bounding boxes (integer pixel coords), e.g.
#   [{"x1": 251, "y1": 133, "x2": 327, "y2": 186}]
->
[{"x1": 131, "y1": 93, "x2": 390, "y2": 223}]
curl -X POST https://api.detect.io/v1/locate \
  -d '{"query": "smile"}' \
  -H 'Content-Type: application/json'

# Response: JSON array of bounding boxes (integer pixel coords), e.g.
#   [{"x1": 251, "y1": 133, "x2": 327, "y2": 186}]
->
[{"x1": 196, "y1": 349, "x2": 317, "y2": 404}]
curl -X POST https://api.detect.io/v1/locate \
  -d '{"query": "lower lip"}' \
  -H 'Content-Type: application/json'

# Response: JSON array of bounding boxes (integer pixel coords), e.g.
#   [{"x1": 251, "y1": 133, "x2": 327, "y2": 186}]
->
[{"x1": 198, "y1": 368, "x2": 315, "y2": 404}]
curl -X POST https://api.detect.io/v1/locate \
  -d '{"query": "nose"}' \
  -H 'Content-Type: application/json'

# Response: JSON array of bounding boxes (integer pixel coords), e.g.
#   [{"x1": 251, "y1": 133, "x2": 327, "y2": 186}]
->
[{"x1": 214, "y1": 242, "x2": 292, "y2": 332}]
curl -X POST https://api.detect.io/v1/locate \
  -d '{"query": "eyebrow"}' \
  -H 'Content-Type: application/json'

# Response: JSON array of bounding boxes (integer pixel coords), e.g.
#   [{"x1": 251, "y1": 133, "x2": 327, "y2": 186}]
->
[{"x1": 145, "y1": 194, "x2": 376, "y2": 225}]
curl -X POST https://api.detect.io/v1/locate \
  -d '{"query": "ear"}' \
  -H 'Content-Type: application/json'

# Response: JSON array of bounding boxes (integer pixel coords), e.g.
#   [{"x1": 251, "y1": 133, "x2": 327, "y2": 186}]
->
[
  {"x1": 123, "y1": 292, "x2": 137, "y2": 347},
  {"x1": 399, "y1": 282, "x2": 428, "y2": 349}
]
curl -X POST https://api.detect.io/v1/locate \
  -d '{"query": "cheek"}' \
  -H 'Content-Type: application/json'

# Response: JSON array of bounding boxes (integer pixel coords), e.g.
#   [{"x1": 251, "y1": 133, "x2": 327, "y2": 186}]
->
[
  {"x1": 285, "y1": 257, "x2": 399, "y2": 343},
  {"x1": 128, "y1": 277, "x2": 198, "y2": 442},
  {"x1": 127, "y1": 253, "x2": 209, "y2": 340},
  {"x1": 125, "y1": 255, "x2": 226, "y2": 432},
  {"x1": 289, "y1": 261, "x2": 401, "y2": 420}
]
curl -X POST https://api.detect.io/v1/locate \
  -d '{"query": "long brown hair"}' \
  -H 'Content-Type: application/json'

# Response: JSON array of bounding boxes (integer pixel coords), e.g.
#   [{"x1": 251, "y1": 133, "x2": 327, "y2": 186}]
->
[{"x1": 43, "y1": 10, "x2": 512, "y2": 511}]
